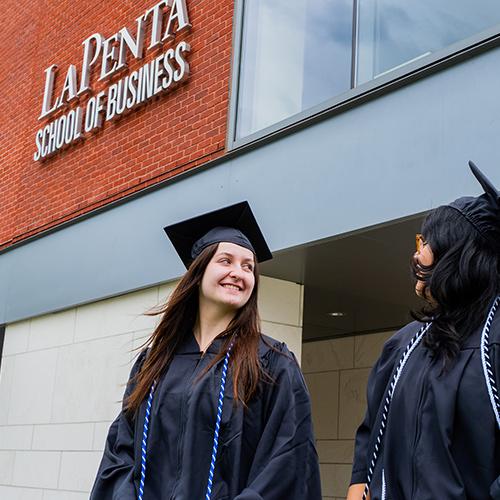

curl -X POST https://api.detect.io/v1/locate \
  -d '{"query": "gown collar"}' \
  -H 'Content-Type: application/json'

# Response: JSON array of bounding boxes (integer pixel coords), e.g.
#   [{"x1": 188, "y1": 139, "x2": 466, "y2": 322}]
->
[{"x1": 176, "y1": 331, "x2": 229, "y2": 355}]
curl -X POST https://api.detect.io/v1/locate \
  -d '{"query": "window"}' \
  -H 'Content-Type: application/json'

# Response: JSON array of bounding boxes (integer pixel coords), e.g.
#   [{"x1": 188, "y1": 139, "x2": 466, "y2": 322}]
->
[
  {"x1": 232, "y1": 0, "x2": 500, "y2": 143},
  {"x1": 235, "y1": 0, "x2": 353, "y2": 139},
  {"x1": 356, "y1": 0, "x2": 500, "y2": 84}
]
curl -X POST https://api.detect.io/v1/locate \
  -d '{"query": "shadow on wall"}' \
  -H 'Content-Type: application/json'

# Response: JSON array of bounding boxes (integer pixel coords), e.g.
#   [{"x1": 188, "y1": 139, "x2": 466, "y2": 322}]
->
[{"x1": 303, "y1": 329, "x2": 394, "y2": 498}]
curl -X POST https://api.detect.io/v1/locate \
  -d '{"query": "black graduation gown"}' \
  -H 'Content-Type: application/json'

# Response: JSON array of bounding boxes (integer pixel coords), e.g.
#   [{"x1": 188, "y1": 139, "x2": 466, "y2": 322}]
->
[
  {"x1": 90, "y1": 333, "x2": 322, "y2": 500},
  {"x1": 351, "y1": 314, "x2": 500, "y2": 500}
]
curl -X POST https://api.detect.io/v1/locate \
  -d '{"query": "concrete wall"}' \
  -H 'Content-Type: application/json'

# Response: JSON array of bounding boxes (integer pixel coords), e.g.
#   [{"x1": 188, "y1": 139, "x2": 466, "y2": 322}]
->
[
  {"x1": 302, "y1": 330, "x2": 395, "y2": 500},
  {"x1": 0, "y1": 276, "x2": 303, "y2": 499}
]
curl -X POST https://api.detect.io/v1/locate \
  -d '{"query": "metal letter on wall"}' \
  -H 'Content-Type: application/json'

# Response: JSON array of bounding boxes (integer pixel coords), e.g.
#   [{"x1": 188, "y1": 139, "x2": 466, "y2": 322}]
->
[{"x1": 33, "y1": 0, "x2": 192, "y2": 162}]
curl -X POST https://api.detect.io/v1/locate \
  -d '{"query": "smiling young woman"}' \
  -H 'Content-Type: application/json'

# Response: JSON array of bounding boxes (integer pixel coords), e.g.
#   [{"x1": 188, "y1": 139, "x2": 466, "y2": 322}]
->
[
  {"x1": 196, "y1": 243, "x2": 256, "y2": 338},
  {"x1": 90, "y1": 202, "x2": 322, "y2": 500}
]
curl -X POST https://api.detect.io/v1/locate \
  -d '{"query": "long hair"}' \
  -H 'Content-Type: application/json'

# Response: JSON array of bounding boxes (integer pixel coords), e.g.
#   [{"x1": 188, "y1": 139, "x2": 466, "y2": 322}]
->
[
  {"x1": 411, "y1": 206, "x2": 500, "y2": 365},
  {"x1": 125, "y1": 243, "x2": 263, "y2": 414}
]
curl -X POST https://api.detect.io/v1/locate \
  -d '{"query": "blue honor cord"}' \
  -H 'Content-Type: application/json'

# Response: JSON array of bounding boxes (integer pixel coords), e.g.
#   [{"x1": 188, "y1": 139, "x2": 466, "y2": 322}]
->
[{"x1": 137, "y1": 342, "x2": 234, "y2": 500}]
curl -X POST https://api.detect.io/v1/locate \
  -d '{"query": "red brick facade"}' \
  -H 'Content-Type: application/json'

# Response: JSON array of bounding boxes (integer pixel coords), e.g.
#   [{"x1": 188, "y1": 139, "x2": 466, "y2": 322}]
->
[{"x1": 0, "y1": 0, "x2": 233, "y2": 250}]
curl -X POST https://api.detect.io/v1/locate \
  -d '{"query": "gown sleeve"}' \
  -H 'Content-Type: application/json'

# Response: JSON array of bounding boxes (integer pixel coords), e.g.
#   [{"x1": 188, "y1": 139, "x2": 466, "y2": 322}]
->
[
  {"x1": 350, "y1": 335, "x2": 399, "y2": 485},
  {"x1": 490, "y1": 342, "x2": 500, "y2": 499},
  {"x1": 234, "y1": 345, "x2": 322, "y2": 500},
  {"x1": 90, "y1": 350, "x2": 147, "y2": 500}
]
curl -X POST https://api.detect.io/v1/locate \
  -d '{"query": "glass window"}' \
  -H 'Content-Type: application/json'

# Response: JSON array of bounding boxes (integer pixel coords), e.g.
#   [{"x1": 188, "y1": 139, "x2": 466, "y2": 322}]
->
[
  {"x1": 356, "y1": 0, "x2": 500, "y2": 84},
  {"x1": 234, "y1": 0, "x2": 500, "y2": 141},
  {"x1": 236, "y1": 0, "x2": 353, "y2": 139}
]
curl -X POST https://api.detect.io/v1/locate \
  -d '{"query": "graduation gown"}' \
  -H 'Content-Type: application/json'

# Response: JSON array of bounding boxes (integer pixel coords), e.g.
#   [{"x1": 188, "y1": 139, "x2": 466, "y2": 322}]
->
[
  {"x1": 351, "y1": 314, "x2": 500, "y2": 500},
  {"x1": 90, "y1": 333, "x2": 322, "y2": 500}
]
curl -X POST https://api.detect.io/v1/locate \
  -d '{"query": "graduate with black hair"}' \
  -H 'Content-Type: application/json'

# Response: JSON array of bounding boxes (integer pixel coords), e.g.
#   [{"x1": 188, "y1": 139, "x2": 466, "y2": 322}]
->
[
  {"x1": 90, "y1": 202, "x2": 322, "y2": 500},
  {"x1": 348, "y1": 162, "x2": 500, "y2": 500}
]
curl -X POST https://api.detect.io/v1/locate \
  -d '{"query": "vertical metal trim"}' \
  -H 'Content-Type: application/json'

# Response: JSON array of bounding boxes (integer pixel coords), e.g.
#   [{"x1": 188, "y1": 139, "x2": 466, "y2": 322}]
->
[
  {"x1": 0, "y1": 325, "x2": 5, "y2": 373},
  {"x1": 351, "y1": 0, "x2": 360, "y2": 88},
  {"x1": 226, "y1": 0, "x2": 246, "y2": 150}
]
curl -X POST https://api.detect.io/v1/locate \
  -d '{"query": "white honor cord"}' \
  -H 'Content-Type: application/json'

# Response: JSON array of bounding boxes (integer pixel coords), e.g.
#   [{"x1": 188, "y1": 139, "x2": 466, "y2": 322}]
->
[
  {"x1": 381, "y1": 469, "x2": 386, "y2": 500},
  {"x1": 480, "y1": 296, "x2": 500, "y2": 429},
  {"x1": 362, "y1": 322, "x2": 432, "y2": 500}
]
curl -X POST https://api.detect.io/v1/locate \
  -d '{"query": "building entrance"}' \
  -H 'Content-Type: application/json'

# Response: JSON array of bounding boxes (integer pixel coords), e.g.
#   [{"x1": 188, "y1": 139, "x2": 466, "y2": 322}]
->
[{"x1": 261, "y1": 214, "x2": 426, "y2": 498}]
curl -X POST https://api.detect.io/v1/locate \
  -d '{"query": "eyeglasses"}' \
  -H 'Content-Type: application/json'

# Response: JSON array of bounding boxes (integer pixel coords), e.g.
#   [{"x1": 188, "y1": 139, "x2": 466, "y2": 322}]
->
[{"x1": 415, "y1": 233, "x2": 426, "y2": 253}]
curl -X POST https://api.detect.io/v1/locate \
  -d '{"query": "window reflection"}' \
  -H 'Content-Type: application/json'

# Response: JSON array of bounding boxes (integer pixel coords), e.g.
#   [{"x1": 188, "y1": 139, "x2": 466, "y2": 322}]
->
[
  {"x1": 235, "y1": 0, "x2": 500, "y2": 141},
  {"x1": 236, "y1": 0, "x2": 353, "y2": 139},
  {"x1": 356, "y1": 0, "x2": 500, "y2": 84}
]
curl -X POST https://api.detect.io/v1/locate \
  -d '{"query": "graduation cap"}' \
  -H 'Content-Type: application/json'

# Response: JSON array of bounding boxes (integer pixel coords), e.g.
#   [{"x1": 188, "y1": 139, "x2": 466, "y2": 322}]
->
[
  {"x1": 164, "y1": 201, "x2": 273, "y2": 268},
  {"x1": 448, "y1": 160, "x2": 500, "y2": 250}
]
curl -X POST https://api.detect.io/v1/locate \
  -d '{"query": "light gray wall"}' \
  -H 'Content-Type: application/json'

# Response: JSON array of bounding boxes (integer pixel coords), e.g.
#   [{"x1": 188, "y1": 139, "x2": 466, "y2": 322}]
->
[
  {"x1": 0, "y1": 277, "x2": 303, "y2": 498},
  {"x1": 2, "y1": 46, "x2": 500, "y2": 324}
]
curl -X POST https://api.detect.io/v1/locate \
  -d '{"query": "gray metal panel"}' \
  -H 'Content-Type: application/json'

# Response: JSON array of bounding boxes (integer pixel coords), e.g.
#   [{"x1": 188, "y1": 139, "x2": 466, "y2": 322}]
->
[{"x1": 2, "y1": 46, "x2": 500, "y2": 324}]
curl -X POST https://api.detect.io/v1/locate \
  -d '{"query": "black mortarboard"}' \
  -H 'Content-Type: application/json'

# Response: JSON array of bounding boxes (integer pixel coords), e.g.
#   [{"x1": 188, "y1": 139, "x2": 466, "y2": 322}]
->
[
  {"x1": 448, "y1": 160, "x2": 500, "y2": 250},
  {"x1": 164, "y1": 201, "x2": 273, "y2": 268}
]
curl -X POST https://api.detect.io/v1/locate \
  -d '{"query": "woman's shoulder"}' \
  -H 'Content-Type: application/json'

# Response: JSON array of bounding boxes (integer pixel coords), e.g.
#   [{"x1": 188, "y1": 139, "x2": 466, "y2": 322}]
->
[
  {"x1": 258, "y1": 333, "x2": 287, "y2": 353},
  {"x1": 130, "y1": 348, "x2": 149, "y2": 377},
  {"x1": 368, "y1": 321, "x2": 428, "y2": 368},
  {"x1": 386, "y1": 320, "x2": 427, "y2": 349},
  {"x1": 257, "y1": 333, "x2": 298, "y2": 371},
  {"x1": 256, "y1": 334, "x2": 310, "y2": 398}
]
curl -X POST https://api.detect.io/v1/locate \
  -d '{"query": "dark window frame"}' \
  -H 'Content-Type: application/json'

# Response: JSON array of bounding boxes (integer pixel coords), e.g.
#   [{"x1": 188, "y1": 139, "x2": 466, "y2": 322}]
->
[{"x1": 0, "y1": 325, "x2": 5, "y2": 372}]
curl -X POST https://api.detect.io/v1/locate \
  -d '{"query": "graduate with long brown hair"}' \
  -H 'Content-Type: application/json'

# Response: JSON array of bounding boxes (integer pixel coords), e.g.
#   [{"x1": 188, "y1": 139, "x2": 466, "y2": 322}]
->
[{"x1": 91, "y1": 202, "x2": 321, "y2": 500}]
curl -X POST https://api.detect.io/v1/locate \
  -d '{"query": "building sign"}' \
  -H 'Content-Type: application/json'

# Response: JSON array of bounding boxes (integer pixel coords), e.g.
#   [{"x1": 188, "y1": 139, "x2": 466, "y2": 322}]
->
[{"x1": 34, "y1": 0, "x2": 191, "y2": 162}]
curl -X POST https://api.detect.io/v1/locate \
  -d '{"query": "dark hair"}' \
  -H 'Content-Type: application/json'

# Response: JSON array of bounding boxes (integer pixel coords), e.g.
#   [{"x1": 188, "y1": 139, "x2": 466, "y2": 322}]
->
[
  {"x1": 125, "y1": 243, "x2": 263, "y2": 414},
  {"x1": 411, "y1": 206, "x2": 500, "y2": 366}
]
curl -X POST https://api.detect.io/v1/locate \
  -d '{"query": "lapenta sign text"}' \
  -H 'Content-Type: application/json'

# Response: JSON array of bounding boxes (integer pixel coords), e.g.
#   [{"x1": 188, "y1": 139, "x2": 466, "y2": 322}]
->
[{"x1": 34, "y1": 0, "x2": 191, "y2": 161}]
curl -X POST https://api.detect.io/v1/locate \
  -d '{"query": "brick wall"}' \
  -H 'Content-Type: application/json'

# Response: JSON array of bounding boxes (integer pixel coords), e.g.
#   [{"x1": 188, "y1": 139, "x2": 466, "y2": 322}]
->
[{"x1": 1, "y1": 0, "x2": 233, "y2": 250}]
